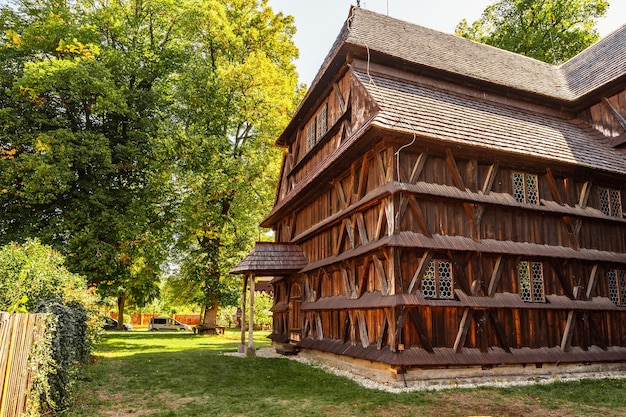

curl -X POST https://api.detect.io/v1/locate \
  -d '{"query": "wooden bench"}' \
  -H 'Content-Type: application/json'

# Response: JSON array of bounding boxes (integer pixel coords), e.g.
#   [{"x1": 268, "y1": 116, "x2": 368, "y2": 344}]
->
[{"x1": 193, "y1": 325, "x2": 225, "y2": 335}]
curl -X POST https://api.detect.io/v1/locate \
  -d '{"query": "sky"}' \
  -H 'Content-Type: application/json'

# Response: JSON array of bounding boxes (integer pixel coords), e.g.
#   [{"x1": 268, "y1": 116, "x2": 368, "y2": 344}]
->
[{"x1": 266, "y1": 0, "x2": 626, "y2": 86}]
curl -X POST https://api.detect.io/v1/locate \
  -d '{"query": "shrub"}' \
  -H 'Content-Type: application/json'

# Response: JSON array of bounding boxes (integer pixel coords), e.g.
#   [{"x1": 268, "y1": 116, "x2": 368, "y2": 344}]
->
[
  {"x1": 34, "y1": 300, "x2": 90, "y2": 411},
  {"x1": 0, "y1": 239, "x2": 88, "y2": 312},
  {"x1": 0, "y1": 239, "x2": 97, "y2": 414}
]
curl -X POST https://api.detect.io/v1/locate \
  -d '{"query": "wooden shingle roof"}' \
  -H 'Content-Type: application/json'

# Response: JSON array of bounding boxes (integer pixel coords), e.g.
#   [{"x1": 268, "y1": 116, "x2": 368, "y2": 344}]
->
[
  {"x1": 314, "y1": 7, "x2": 626, "y2": 102},
  {"x1": 340, "y1": 7, "x2": 569, "y2": 99},
  {"x1": 265, "y1": 7, "x2": 626, "y2": 227},
  {"x1": 561, "y1": 22, "x2": 626, "y2": 98},
  {"x1": 229, "y1": 242, "x2": 307, "y2": 275},
  {"x1": 354, "y1": 70, "x2": 626, "y2": 175}
]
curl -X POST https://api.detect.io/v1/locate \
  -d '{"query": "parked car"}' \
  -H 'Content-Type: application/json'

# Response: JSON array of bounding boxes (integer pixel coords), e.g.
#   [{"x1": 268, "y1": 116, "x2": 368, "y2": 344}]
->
[
  {"x1": 103, "y1": 316, "x2": 132, "y2": 331},
  {"x1": 148, "y1": 316, "x2": 191, "y2": 331}
]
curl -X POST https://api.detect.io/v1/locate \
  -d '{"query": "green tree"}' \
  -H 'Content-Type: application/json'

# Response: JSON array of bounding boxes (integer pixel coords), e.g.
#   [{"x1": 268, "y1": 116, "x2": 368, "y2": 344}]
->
[
  {"x1": 0, "y1": 0, "x2": 301, "y2": 328},
  {"x1": 169, "y1": 0, "x2": 302, "y2": 326},
  {"x1": 456, "y1": 0, "x2": 609, "y2": 63},
  {"x1": 0, "y1": 0, "x2": 178, "y2": 328}
]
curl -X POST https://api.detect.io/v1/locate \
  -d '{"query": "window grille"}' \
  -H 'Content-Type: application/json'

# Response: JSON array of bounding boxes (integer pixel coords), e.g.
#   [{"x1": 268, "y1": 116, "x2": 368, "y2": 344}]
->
[
  {"x1": 305, "y1": 120, "x2": 316, "y2": 152},
  {"x1": 599, "y1": 187, "x2": 622, "y2": 218},
  {"x1": 316, "y1": 104, "x2": 327, "y2": 140},
  {"x1": 422, "y1": 260, "x2": 454, "y2": 299},
  {"x1": 512, "y1": 172, "x2": 539, "y2": 204},
  {"x1": 305, "y1": 104, "x2": 328, "y2": 153},
  {"x1": 621, "y1": 270, "x2": 626, "y2": 306},
  {"x1": 518, "y1": 261, "x2": 545, "y2": 302},
  {"x1": 608, "y1": 269, "x2": 626, "y2": 306}
]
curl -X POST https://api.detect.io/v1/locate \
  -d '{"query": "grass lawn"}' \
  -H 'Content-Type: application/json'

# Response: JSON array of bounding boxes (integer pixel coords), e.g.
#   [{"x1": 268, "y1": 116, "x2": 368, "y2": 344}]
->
[{"x1": 65, "y1": 329, "x2": 626, "y2": 417}]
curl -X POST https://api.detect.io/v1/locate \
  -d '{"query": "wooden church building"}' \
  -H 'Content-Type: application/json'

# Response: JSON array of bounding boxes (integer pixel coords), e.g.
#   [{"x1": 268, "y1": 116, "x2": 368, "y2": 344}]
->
[{"x1": 232, "y1": 6, "x2": 626, "y2": 382}]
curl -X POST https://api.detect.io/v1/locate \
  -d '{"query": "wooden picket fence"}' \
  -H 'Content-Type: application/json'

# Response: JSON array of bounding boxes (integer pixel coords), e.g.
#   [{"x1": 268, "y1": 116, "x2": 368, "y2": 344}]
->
[{"x1": 0, "y1": 312, "x2": 48, "y2": 417}]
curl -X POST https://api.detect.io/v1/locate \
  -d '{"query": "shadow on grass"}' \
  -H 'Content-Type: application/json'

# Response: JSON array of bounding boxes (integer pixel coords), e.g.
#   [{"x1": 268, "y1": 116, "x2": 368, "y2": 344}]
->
[
  {"x1": 69, "y1": 332, "x2": 626, "y2": 417},
  {"x1": 71, "y1": 331, "x2": 431, "y2": 417}
]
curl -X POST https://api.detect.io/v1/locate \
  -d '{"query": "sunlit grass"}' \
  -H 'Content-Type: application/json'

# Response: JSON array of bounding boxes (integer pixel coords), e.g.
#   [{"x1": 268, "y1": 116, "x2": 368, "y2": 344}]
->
[
  {"x1": 66, "y1": 330, "x2": 626, "y2": 417},
  {"x1": 94, "y1": 328, "x2": 255, "y2": 358}
]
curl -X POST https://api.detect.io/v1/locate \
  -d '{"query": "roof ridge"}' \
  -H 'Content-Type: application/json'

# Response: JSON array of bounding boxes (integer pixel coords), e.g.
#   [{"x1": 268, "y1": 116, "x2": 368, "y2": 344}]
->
[{"x1": 343, "y1": 7, "x2": 625, "y2": 102}]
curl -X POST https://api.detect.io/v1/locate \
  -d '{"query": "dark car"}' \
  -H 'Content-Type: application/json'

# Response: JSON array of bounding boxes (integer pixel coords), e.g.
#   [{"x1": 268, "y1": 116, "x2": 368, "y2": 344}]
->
[{"x1": 102, "y1": 316, "x2": 132, "y2": 331}]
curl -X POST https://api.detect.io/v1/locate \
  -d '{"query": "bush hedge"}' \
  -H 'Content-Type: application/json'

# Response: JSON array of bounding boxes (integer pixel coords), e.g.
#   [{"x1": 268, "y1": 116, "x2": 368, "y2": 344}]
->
[
  {"x1": 34, "y1": 299, "x2": 90, "y2": 411},
  {"x1": 0, "y1": 240, "x2": 96, "y2": 414}
]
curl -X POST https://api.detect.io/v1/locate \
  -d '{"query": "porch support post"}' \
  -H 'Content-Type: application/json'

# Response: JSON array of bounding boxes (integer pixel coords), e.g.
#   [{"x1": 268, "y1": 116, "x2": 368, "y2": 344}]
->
[
  {"x1": 238, "y1": 274, "x2": 249, "y2": 353},
  {"x1": 247, "y1": 273, "x2": 256, "y2": 356}
]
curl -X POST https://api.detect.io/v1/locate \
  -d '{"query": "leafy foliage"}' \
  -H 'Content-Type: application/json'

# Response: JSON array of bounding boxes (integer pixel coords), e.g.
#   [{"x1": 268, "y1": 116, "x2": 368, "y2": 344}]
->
[
  {"x1": 0, "y1": 0, "x2": 301, "y2": 324},
  {"x1": 456, "y1": 0, "x2": 609, "y2": 63},
  {"x1": 167, "y1": 0, "x2": 302, "y2": 318},
  {"x1": 0, "y1": 240, "x2": 97, "y2": 414},
  {"x1": 25, "y1": 313, "x2": 55, "y2": 416},
  {"x1": 252, "y1": 291, "x2": 273, "y2": 329},
  {"x1": 0, "y1": 239, "x2": 88, "y2": 312},
  {"x1": 35, "y1": 299, "x2": 91, "y2": 412},
  {"x1": 0, "y1": 0, "x2": 178, "y2": 322},
  {"x1": 217, "y1": 291, "x2": 273, "y2": 328}
]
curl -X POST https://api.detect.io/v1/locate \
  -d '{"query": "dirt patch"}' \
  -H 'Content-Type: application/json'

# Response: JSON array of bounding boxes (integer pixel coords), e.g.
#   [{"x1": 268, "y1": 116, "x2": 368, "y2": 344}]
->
[
  {"x1": 95, "y1": 390, "x2": 197, "y2": 417},
  {"x1": 421, "y1": 390, "x2": 615, "y2": 417}
]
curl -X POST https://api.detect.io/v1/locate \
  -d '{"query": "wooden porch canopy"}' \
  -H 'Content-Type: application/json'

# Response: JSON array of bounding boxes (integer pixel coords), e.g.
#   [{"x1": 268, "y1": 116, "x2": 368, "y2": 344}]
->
[
  {"x1": 229, "y1": 242, "x2": 307, "y2": 355},
  {"x1": 230, "y1": 242, "x2": 308, "y2": 276}
]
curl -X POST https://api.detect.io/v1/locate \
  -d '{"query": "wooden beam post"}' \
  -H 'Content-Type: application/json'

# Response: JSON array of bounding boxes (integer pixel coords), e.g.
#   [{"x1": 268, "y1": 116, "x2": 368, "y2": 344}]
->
[
  {"x1": 545, "y1": 168, "x2": 563, "y2": 205},
  {"x1": 602, "y1": 97, "x2": 626, "y2": 130},
  {"x1": 482, "y1": 162, "x2": 499, "y2": 194},
  {"x1": 488, "y1": 310, "x2": 511, "y2": 352},
  {"x1": 407, "y1": 308, "x2": 434, "y2": 353},
  {"x1": 376, "y1": 315, "x2": 388, "y2": 350},
  {"x1": 408, "y1": 250, "x2": 434, "y2": 294},
  {"x1": 356, "y1": 154, "x2": 370, "y2": 200},
  {"x1": 578, "y1": 181, "x2": 592, "y2": 209},
  {"x1": 355, "y1": 212, "x2": 369, "y2": 245},
  {"x1": 487, "y1": 256, "x2": 504, "y2": 297},
  {"x1": 560, "y1": 311, "x2": 577, "y2": 352},
  {"x1": 247, "y1": 274, "x2": 256, "y2": 356},
  {"x1": 586, "y1": 264, "x2": 599, "y2": 300},
  {"x1": 453, "y1": 308, "x2": 473, "y2": 352},
  {"x1": 550, "y1": 260, "x2": 575, "y2": 299},
  {"x1": 409, "y1": 152, "x2": 428, "y2": 184},
  {"x1": 407, "y1": 196, "x2": 432, "y2": 237},
  {"x1": 373, "y1": 255, "x2": 389, "y2": 296},
  {"x1": 239, "y1": 274, "x2": 248, "y2": 353},
  {"x1": 445, "y1": 148, "x2": 465, "y2": 191},
  {"x1": 357, "y1": 312, "x2": 370, "y2": 348}
]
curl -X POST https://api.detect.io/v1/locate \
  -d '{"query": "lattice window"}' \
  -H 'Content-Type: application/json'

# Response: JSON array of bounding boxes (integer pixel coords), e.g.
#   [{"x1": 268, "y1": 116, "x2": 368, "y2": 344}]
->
[
  {"x1": 518, "y1": 261, "x2": 545, "y2": 302},
  {"x1": 608, "y1": 269, "x2": 626, "y2": 306},
  {"x1": 599, "y1": 187, "x2": 622, "y2": 218},
  {"x1": 512, "y1": 172, "x2": 539, "y2": 204},
  {"x1": 621, "y1": 270, "x2": 626, "y2": 306},
  {"x1": 422, "y1": 260, "x2": 454, "y2": 299},
  {"x1": 316, "y1": 104, "x2": 327, "y2": 140},
  {"x1": 305, "y1": 104, "x2": 328, "y2": 153},
  {"x1": 305, "y1": 120, "x2": 316, "y2": 152}
]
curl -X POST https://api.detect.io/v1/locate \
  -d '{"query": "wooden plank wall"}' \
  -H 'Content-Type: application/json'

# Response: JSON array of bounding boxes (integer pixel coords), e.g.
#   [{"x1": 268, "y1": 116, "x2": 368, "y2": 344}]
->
[
  {"x1": 270, "y1": 66, "x2": 626, "y2": 362},
  {"x1": 273, "y1": 138, "x2": 626, "y2": 354},
  {"x1": 293, "y1": 145, "x2": 626, "y2": 263},
  {"x1": 578, "y1": 89, "x2": 626, "y2": 139},
  {"x1": 0, "y1": 313, "x2": 48, "y2": 417}
]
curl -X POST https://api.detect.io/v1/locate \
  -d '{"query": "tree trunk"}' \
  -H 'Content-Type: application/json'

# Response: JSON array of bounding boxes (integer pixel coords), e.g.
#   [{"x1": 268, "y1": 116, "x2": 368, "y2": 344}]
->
[
  {"x1": 202, "y1": 301, "x2": 219, "y2": 327},
  {"x1": 117, "y1": 294, "x2": 126, "y2": 330}
]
